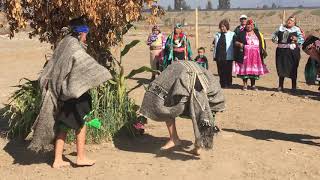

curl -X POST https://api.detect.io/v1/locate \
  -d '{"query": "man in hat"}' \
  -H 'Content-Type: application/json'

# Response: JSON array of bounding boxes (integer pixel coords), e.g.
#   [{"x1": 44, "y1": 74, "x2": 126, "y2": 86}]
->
[
  {"x1": 147, "y1": 25, "x2": 166, "y2": 79},
  {"x1": 234, "y1": 15, "x2": 258, "y2": 36},
  {"x1": 234, "y1": 15, "x2": 248, "y2": 36},
  {"x1": 162, "y1": 23, "x2": 192, "y2": 70},
  {"x1": 28, "y1": 17, "x2": 112, "y2": 168}
]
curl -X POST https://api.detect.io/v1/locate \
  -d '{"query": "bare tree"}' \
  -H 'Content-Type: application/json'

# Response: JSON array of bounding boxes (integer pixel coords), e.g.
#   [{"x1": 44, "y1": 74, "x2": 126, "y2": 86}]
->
[
  {"x1": 206, "y1": 1, "x2": 213, "y2": 10},
  {"x1": 218, "y1": 0, "x2": 231, "y2": 9},
  {"x1": 272, "y1": 3, "x2": 278, "y2": 9},
  {"x1": 174, "y1": 0, "x2": 191, "y2": 10}
]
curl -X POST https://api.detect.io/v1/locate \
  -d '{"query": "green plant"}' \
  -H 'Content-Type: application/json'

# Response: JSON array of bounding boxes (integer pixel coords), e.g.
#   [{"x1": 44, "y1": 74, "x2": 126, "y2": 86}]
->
[
  {"x1": 79, "y1": 39, "x2": 158, "y2": 143},
  {"x1": 2, "y1": 79, "x2": 41, "y2": 138}
]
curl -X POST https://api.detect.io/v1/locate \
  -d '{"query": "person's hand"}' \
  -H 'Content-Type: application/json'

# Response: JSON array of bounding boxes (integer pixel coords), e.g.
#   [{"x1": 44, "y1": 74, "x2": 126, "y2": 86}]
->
[{"x1": 291, "y1": 35, "x2": 298, "y2": 43}]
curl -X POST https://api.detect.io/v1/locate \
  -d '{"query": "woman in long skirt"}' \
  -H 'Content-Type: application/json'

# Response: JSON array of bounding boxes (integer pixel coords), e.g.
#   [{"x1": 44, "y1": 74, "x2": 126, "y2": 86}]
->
[
  {"x1": 272, "y1": 16, "x2": 305, "y2": 92},
  {"x1": 234, "y1": 19, "x2": 269, "y2": 91}
]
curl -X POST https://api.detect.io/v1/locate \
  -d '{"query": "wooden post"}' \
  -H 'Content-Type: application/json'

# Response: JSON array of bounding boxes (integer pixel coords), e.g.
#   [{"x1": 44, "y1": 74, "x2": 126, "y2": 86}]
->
[
  {"x1": 195, "y1": 7, "x2": 199, "y2": 50},
  {"x1": 282, "y1": 9, "x2": 286, "y2": 25}
]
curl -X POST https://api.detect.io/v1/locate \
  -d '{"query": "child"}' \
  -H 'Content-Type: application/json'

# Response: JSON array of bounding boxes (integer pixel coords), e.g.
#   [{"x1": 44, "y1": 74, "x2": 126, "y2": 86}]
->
[
  {"x1": 194, "y1": 47, "x2": 208, "y2": 69},
  {"x1": 147, "y1": 25, "x2": 166, "y2": 79}
]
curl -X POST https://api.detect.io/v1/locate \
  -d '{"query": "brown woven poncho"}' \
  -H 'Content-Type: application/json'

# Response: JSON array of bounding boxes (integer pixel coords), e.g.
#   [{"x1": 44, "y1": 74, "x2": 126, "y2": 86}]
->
[
  {"x1": 28, "y1": 35, "x2": 112, "y2": 152},
  {"x1": 140, "y1": 61, "x2": 225, "y2": 149}
]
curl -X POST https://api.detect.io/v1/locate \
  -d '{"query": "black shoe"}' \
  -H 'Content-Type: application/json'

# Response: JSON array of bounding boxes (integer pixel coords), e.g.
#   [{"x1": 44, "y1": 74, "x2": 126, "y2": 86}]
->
[{"x1": 277, "y1": 87, "x2": 284, "y2": 92}]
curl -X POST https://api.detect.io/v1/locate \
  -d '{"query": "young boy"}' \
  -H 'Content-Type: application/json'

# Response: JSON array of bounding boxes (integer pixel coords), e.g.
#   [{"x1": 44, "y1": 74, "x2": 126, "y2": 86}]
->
[{"x1": 194, "y1": 47, "x2": 208, "y2": 69}]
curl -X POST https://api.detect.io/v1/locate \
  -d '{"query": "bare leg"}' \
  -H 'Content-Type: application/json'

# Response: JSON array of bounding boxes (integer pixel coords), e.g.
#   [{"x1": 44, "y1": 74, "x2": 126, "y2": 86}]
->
[
  {"x1": 161, "y1": 119, "x2": 181, "y2": 150},
  {"x1": 52, "y1": 131, "x2": 70, "y2": 168},
  {"x1": 76, "y1": 126, "x2": 95, "y2": 166},
  {"x1": 189, "y1": 147, "x2": 201, "y2": 156}
]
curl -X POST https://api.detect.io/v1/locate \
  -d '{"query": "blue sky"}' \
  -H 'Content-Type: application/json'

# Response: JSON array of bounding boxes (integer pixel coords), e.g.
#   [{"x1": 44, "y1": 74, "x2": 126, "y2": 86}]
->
[{"x1": 158, "y1": 0, "x2": 320, "y2": 9}]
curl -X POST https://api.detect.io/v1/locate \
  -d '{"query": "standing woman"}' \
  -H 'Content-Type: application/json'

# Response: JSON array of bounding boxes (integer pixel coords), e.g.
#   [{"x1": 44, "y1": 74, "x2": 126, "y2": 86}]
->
[
  {"x1": 28, "y1": 17, "x2": 112, "y2": 168},
  {"x1": 272, "y1": 16, "x2": 305, "y2": 92},
  {"x1": 147, "y1": 25, "x2": 166, "y2": 79},
  {"x1": 213, "y1": 19, "x2": 236, "y2": 88},
  {"x1": 162, "y1": 23, "x2": 192, "y2": 70},
  {"x1": 234, "y1": 19, "x2": 269, "y2": 91}
]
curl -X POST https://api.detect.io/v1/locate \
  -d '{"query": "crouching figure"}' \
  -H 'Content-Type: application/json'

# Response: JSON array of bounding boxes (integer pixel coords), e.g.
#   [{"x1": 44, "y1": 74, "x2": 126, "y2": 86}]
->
[{"x1": 140, "y1": 61, "x2": 225, "y2": 155}]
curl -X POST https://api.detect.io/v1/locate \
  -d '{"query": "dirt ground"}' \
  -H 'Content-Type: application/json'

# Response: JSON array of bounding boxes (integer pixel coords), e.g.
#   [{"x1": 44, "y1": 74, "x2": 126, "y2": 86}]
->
[{"x1": 0, "y1": 22, "x2": 320, "y2": 180}]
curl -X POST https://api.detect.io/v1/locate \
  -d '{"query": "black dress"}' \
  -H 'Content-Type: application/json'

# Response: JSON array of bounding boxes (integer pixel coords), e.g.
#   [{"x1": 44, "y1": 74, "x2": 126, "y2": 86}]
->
[
  {"x1": 275, "y1": 31, "x2": 301, "y2": 79},
  {"x1": 56, "y1": 92, "x2": 92, "y2": 130}
]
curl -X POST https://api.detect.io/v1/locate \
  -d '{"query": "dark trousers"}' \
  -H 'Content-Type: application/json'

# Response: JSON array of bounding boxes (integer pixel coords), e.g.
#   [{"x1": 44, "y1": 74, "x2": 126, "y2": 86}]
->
[{"x1": 216, "y1": 60, "x2": 233, "y2": 88}]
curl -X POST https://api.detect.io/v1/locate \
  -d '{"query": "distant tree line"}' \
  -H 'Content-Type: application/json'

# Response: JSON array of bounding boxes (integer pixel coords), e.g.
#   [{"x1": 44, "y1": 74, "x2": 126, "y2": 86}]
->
[
  {"x1": 218, "y1": 0, "x2": 230, "y2": 9},
  {"x1": 169, "y1": 0, "x2": 230, "y2": 11},
  {"x1": 169, "y1": 0, "x2": 305, "y2": 11}
]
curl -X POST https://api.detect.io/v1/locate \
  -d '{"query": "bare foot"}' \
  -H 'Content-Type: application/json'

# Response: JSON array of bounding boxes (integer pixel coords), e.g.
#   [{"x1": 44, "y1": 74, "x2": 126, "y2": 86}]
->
[
  {"x1": 52, "y1": 160, "x2": 71, "y2": 168},
  {"x1": 160, "y1": 139, "x2": 181, "y2": 150},
  {"x1": 76, "y1": 158, "x2": 96, "y2": 167},
  {"x1": 189, "y1": 147, "x2": 201, "y2": 156}
]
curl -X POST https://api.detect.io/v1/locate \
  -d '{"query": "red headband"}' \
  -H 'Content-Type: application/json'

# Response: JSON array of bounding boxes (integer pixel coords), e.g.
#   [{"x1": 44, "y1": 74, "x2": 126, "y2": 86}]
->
[{"x1": 247, "y1": 19, "x2": 254, "y2": 26}]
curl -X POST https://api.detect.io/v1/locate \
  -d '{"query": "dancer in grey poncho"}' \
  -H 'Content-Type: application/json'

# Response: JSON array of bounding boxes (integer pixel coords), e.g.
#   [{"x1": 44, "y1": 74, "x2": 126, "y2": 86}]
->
[
  {"x1": 28, "y1": 17, "x2": 112, "y2": 168},
  {"x1": 140, "y1": 61, "x2": 225, "y2": 155}
]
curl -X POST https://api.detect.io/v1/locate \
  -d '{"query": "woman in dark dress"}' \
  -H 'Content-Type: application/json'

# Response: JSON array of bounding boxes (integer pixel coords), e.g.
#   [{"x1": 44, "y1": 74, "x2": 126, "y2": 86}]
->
[{"x1": 272, "y1": 16, "x2": 305, "y2": 92}]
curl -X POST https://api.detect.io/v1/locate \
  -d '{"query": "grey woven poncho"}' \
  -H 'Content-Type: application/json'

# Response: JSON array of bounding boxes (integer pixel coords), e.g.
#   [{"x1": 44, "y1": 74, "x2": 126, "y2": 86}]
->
[
  {"x1": 28, "y1": 35, "x2": 112, "y2": 152},
  {"x1": 140, "y1": 61, "x2": 225, "y2": 149}
]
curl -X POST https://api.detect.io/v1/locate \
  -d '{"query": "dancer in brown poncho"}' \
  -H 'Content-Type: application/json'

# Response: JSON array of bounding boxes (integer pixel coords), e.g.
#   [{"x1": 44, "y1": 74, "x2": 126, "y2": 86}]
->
[
  {"x1": 28, "y1": 17, "x2": 112, "y2": 168},
  {"x1": 140, "y1": 61, "x2": 225, "y2": 155}
]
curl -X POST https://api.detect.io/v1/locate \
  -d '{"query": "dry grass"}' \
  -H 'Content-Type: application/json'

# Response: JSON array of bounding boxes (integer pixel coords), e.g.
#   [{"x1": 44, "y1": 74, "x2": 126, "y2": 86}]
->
[
  {"x1": 311, "y1": 9, "x2": 320, "y2": 16},
  {"x1": 291, "y1": 9, "x2": 304, "y2": 17}
]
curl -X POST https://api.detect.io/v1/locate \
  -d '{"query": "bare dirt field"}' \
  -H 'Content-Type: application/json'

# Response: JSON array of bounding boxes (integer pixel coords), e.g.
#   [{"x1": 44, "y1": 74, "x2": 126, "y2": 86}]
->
[{"x1": 0, "y1": 10, "x2": 320, "y2": 180}]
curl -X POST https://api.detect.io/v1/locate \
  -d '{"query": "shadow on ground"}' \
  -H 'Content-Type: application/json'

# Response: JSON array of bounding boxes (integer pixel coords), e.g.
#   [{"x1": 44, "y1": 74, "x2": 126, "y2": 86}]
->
[
  {"x1": 113, "y1": 134, "x2": 200, "y2": 161},
  {"x1": 225, "y1": 83, "x2": 320, "y2": 101},
  {"x1": 223, "y1": 128, "x2": 320, "y2": 147},
  {"x1": 3, "y1": 139, "x2": 53, "y2": 165}
]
